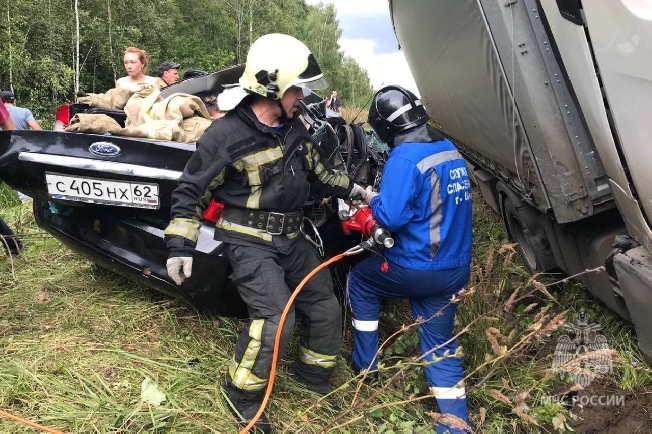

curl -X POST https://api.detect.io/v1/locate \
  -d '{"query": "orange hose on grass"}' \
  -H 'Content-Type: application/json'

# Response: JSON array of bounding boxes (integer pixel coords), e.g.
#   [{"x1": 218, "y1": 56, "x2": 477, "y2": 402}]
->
[
  {"x1": 240, "y1": 252, "x2": 347, "y2": 434},
  {"x1": 0, "y1": 409, "x2": 66, "y2": 434}
]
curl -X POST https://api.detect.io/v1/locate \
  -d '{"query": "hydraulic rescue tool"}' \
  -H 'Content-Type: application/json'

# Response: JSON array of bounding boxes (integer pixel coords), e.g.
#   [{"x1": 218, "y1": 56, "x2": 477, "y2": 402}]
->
[{"x1": 340, "y1": 203, "x2": 394, "y2": 249}]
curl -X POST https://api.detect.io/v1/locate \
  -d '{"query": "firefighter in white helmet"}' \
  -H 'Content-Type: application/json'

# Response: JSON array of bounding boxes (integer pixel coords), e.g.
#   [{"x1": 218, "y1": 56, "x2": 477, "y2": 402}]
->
[{"x1": 164, "y1": 33, "x2": 367, "y2": 433}]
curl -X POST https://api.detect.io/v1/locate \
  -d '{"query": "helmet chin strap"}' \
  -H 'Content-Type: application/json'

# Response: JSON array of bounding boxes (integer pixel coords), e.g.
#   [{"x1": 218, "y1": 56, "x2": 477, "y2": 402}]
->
[
  {"x1": 392, "y1": 124, "x2": 445, "y2": 147},
  {"x1": 276, "y1": 100, "x2": 293, "y2": 122}
]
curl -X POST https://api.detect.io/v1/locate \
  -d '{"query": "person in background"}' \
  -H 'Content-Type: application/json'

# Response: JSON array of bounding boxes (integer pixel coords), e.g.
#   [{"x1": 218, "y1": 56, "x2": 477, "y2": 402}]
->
[
  {"x1": 0, "y1": 103, "x2": 25, "y2": 255},
  {"x1": 1, "y1": 90, "x2": 38, "y2": 201},
  {"x1": 115, "y1": 46, "x2": 158, "y2": 91},
  {"x1": 164, "y1": 33, "x2": 367, "y2": 433},
  {"x1": 346, "y1": 85, "x2": 473, "y2": 433},
  {"x1": 1, "y1": 90, "x2": 42, "y2": 130},
  {"x1": 0, "y1": 102, "x2": 15, "y2": 130},
  {"x1": 156, "y1": 61, "x2": 181, "y2": 88},
  {"x1": 327, "y1": 90, "x2": 341, "y2": 113}
]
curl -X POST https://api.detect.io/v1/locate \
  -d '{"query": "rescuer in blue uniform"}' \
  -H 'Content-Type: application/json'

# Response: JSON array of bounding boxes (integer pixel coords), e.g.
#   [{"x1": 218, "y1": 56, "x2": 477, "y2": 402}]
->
[{"x1": 347, "y1": 85, "x2": 473, "y2": 433}]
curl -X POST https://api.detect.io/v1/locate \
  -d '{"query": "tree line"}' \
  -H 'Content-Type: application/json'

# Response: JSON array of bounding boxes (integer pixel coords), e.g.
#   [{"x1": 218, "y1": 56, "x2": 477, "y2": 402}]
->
[{"x1": 0, "y1": 0, "x2": 374, "y2": 125}]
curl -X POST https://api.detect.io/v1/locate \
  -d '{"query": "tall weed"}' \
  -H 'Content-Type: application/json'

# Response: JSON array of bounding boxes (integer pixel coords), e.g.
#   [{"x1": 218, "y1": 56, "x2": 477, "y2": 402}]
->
[{"x1": 0, "y1": 187, "x2": 650, "y2": 433}]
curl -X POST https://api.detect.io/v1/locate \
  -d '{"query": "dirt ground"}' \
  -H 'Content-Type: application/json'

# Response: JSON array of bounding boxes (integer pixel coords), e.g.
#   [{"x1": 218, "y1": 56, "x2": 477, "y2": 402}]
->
[
  {"x1": 505, "y1": 313, "x2": 652, "y2": 434},
  {"x1": 536, "y1": 337, "x2": 652, "y2": 434},
  {"x1": 565, "y1": 380, "x2": 652, "y2": 434}
]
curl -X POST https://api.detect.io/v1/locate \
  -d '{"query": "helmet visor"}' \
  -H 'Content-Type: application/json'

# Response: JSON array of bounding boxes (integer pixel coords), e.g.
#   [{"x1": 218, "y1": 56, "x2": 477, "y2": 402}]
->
[
  {"x1": 292, "y1": 54, "x2": 329, "y2": 91},
  {"x1": 293, "y1": 77, "x2": 329, "y2": 97}
]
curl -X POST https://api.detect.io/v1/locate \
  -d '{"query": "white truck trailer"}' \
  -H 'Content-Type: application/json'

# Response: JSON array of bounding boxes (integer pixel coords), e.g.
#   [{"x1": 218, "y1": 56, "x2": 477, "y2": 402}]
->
[{"x1": 390, "y1": 0, "x2": 652, "y2": 361}]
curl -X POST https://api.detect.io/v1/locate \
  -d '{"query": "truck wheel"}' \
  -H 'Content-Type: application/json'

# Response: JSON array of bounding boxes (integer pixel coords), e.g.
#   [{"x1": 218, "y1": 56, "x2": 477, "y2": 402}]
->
[{"x1": 503, "y1": 197, "x2": 557, "y2": 274}]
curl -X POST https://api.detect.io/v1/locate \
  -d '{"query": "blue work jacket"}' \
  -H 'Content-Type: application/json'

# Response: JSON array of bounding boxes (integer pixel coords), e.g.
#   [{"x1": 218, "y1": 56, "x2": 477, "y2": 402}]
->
[{"x1": 370, "y1": 136, "x2": 472, "y2": 270}]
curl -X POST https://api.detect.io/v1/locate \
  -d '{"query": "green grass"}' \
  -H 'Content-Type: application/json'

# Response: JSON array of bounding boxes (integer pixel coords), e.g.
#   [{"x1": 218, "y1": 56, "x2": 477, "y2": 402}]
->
[{"x1": 1, "y1": 184, "x2": 651, "y2": 433}]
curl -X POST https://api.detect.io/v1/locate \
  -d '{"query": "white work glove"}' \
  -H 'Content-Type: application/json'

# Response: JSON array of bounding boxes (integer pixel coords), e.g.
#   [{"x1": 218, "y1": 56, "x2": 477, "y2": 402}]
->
[
  {"x1": 349, "y1": 183, "x2": 367, "y2": 200},
  {"x1": 364, "y1": 185, "x2": 379, "y2": 205},
  {"x1": 166, "y1": 256, "x2": 193, "y2": 285}
]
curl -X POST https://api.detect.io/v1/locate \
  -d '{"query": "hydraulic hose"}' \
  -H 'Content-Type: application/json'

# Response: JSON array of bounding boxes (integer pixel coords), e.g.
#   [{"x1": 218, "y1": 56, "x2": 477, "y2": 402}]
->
[
  {"x1": 1, "y1": 249, "x2": 356, "y2": 434},
  {"x1": 0, "y1": 409, "x2": 66, "y2": 434},
  {"x1": 240, "y1": 252, "x2": 349, "y2": 434}
]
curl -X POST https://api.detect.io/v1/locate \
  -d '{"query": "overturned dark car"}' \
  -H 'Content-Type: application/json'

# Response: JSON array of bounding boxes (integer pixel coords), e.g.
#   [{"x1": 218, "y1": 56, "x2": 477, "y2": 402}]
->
[{"x1": 0, "y1": 66, "x2": 388, "y2": 316}]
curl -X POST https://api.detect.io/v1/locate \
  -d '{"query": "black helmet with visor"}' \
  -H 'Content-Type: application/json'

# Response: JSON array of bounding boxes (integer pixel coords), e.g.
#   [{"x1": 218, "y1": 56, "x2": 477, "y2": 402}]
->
[{"x1": 367, "y1": 85, "x2": 429, "y2": 144}]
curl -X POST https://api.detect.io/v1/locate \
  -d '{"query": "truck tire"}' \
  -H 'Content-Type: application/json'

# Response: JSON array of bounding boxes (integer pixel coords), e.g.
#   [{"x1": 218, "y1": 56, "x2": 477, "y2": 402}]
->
[{"x1": 502, "y1": 196, "x2": 557, "y2": 274}]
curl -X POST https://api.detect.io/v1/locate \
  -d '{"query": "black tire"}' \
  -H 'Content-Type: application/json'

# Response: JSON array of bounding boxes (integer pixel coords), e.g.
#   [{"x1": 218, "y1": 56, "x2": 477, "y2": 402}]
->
[{"x1": 503, "y1": 197, "x2": 557, "y2": 274}]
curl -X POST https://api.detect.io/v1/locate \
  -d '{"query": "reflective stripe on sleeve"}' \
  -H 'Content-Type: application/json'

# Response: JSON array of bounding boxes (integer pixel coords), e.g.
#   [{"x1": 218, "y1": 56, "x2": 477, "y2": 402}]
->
[
  {"x1": 352, "y1": 319, "x2": 379, "y2": 332},
  {"x1": 311, "y1": 149, "x2": 350, "y2": 189},
  {"x1": 164, "y1": 218, "x2": 202, "y2": 242}
]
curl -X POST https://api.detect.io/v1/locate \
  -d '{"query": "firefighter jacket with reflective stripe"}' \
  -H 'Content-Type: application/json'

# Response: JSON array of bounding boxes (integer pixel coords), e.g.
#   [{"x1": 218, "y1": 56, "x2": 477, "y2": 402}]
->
[
  {"x1": 166, "y1": 103, "x2": 353, "y2": 246},
  {"x1": 370, "y1": 127, "x2": 472, "y2": 270}
]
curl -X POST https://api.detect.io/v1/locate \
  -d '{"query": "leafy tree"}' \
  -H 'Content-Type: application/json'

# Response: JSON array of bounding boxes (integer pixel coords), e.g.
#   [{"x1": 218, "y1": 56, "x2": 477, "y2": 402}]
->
[
  {"x1": 0, "y1": 0, "x2": 374, "y2": 123},
  {"x1": 339, "y1": 55, "x2": 374, "y2": 108}
]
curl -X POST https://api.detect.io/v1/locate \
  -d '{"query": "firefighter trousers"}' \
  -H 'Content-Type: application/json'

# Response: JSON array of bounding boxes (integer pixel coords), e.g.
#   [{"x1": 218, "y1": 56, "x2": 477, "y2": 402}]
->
[{"x1": 225, "y1": 238, "x2": 342, "y2": 393}]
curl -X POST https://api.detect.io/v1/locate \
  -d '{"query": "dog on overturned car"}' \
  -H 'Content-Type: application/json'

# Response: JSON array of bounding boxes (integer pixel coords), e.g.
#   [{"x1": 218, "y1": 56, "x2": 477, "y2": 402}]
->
[{"x1": 163, "y1": 33, "x2": 368, "y2": 433}]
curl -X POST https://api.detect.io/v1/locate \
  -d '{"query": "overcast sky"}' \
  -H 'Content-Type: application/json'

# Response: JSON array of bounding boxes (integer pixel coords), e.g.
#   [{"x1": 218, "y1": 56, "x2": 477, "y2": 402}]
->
[{"x1": 305, "y1": 0, "x2": 419, "y2": 95}]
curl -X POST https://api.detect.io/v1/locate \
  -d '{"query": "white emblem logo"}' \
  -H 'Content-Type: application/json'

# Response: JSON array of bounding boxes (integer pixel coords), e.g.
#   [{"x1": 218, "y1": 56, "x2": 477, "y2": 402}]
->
[{"x1": 552, "y1": 310, "x2": 612, "y2": 388}]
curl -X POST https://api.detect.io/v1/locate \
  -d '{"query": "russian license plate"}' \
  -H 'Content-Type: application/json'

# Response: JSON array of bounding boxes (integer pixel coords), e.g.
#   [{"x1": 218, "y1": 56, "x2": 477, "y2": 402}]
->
[{"x1": 46, "y1": 172, "x2": 160, "y2": 209}]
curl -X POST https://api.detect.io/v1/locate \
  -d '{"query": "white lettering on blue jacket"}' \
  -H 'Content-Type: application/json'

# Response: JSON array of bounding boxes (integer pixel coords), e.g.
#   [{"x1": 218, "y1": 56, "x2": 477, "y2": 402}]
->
[{"x1": 369, "y1": 139, "x2": 472, "y2": 270}]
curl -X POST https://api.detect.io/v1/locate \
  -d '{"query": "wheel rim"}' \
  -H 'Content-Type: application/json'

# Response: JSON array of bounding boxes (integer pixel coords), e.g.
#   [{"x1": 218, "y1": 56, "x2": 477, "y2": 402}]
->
[{"x1": 508, "y1": 213, "x2": 538, "y2": 271}]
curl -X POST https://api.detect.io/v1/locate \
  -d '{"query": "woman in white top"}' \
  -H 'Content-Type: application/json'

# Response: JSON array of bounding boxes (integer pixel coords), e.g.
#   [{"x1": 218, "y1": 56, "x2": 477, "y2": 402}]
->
[{"x1": 115, "y1": 46, "x2": 158, "y2": 91}]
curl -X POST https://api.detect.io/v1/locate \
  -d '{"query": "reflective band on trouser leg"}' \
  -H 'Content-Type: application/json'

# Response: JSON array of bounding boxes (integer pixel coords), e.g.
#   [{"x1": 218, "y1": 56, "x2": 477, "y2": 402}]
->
[
  {"x1": 298, "y1": 345, "x2": 336, "y2": 368},
  {"x1": 430, "y1": 386, "x2": 466, "y2": 400},
  {"x1": 228, "y1": 319, "x2": 268, "y2": 391},
  {"x1": 351, "y1": 318, "x2": 380, "y2": 372},
  {"x1": 430, "y1": 385, "x2": 470, "y2": 434},
  {"x1": 352, "y1": 319, "x2": 378, "y2": 332}
]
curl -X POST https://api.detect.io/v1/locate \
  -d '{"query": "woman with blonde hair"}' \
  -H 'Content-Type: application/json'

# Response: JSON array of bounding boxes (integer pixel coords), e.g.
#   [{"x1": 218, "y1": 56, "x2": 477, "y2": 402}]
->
[{"x1": 116, "y1": 46, "x2": 158, "y2": 91}]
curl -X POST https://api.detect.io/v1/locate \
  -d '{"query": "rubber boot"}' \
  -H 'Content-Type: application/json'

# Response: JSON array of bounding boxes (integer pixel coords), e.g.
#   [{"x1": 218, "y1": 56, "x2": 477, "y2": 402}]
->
[
  {"x1": 347, "y1": 354, "x2": 379, "y2": 384},
  {"x1": 351, "y1": 365, "x2": 379, "y2": 384},
  {"x1": 288, "y1": 365, "x2": 342, "y2": 412},
  {"x1": 288, "y1": 365, "x2": 332, "y2": 395},
  {"x1": 220, "y1": 382, "x2": 271, "y2": 434}
]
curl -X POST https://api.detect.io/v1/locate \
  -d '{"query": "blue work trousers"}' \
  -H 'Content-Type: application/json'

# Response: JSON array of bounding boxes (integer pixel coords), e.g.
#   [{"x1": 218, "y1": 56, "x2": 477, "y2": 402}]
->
[{"x1": 347, "y1": 256, "x2": 470, "y2": 433}]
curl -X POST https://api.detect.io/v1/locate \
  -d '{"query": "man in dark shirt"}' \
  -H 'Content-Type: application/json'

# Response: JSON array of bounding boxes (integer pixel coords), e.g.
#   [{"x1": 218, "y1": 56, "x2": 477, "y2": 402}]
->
[
  {"x1": 155, "y1": 61, "x2": 180, "y2": 87},
  {"x1": 327, "y1": 90, "x2": 341, "y2": 113}
]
